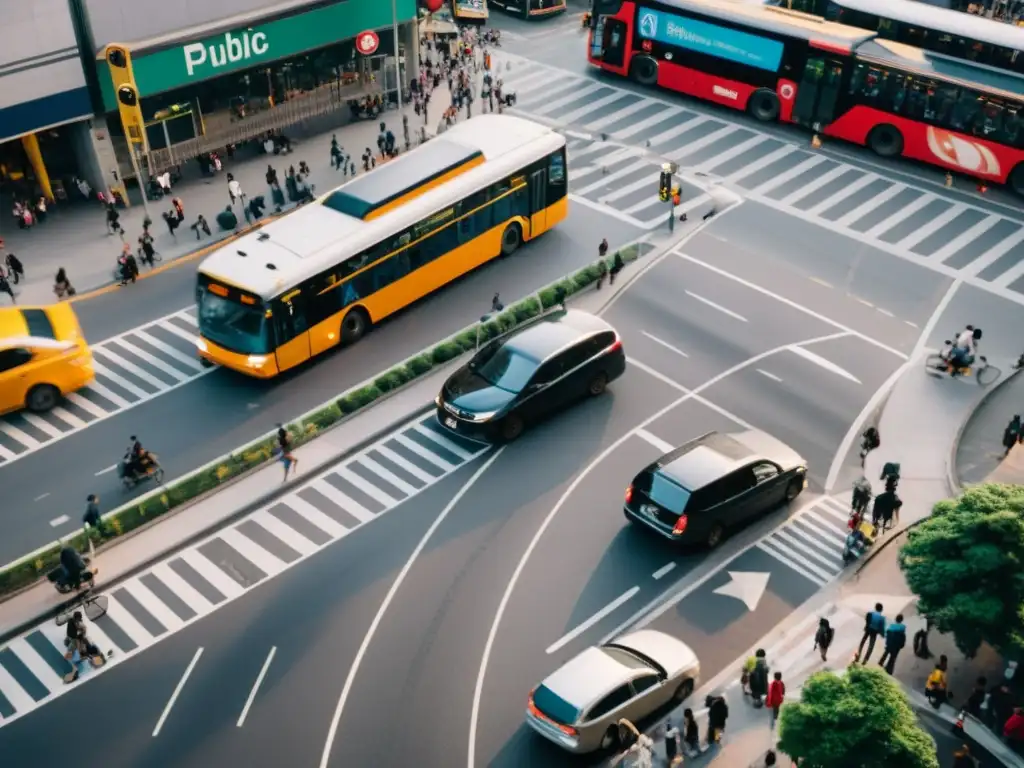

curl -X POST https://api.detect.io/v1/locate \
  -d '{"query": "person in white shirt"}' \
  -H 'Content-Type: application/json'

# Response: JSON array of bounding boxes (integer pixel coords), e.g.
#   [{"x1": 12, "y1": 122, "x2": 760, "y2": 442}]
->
[
  {"x1": 227, "y1": 173, "x2": 243, "y2": 206},
  {"x1": 950, "y1": 324, "x2": 981, "y2": 371}
]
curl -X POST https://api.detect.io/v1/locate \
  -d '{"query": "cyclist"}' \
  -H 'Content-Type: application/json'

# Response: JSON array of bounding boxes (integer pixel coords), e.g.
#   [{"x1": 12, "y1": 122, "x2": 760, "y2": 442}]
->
[{"x1": 948, "y1": 325, "x2": 982, "y2": 372}]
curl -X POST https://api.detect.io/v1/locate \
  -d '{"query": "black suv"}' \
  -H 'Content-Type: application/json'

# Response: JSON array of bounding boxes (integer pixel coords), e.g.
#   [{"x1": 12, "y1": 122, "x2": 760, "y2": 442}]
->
[
  {"x1": 625, "y1": 430, "x2": 807, "y2": 548},
  {"x1": 435, "y1": 309, "x2": 626, "y2": 442}
]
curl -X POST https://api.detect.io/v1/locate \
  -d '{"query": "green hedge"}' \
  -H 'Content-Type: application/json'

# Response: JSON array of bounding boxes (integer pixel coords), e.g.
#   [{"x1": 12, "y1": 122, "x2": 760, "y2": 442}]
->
[{"x1": 0, "y1": 241, "x2": 644, "y2": 598}]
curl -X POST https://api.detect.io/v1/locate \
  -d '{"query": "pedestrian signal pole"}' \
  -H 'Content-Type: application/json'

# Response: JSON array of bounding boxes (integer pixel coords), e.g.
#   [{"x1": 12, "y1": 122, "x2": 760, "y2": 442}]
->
[{"x1": 659, "y1": 162, "x2": 678, "y2": 232}]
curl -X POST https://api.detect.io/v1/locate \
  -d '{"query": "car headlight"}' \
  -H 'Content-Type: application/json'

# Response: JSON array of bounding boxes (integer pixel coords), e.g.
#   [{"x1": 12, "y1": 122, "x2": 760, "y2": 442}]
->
[
  {"x1": 195, "y1": 338, "x2": 208, "y2": 353},
  {"x1": 467, "y1": 410, "x2": 498, "y2": 422},
  {"x1": 435, "y1": 394, "x2": 442, "y2": 407},
  {"x1": 247, "y1": 355, "x2": 268, "y2": 368}
]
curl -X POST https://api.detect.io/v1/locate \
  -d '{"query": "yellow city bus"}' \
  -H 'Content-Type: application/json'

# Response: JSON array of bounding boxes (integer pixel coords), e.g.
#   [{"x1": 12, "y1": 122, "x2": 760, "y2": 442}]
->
[
  {"x1": 453, "y1": 0, "x2": 489, "y2": 23},
  {"x1": 195, "y1": 114, "x2": 568, "y2": 378}
]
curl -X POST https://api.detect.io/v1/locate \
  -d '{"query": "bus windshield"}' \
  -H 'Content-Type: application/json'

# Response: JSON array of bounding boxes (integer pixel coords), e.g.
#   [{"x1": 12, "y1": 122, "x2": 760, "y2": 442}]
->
[{"x1": 197, "y1": 287, "x2": 272, "y2": 355}]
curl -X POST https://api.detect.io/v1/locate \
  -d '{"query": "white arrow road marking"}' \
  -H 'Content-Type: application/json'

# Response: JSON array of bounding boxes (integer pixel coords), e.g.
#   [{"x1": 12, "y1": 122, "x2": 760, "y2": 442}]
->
[
  {"x1": 788, "y1": 346, "x2": 861, "y2": 384},
  {"x1": 712, "y1": 571, "x2": 771, "y2": 612}
]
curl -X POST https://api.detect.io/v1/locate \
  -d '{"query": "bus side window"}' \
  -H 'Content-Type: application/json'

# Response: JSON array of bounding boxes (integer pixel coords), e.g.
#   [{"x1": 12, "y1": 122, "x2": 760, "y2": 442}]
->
[
  {"x1": 1003, "y1": 108, "x2": 1022, "y2": 148},
  {"x1": 458, "y1": 190, "x2": 490, "y2": 243},
  {"x1": 975, "y1": 101, "x2": 1004, "y2": 139},
  {"x1": 547, "y1": 150, "x2": 567, "y2": 205},
  {"x1": 369, "y1": 251, "x2": 411, "y2": 292},
  {"x1": 274, "y1": 294, "x2": 309, "y2": 341},
  {"x1": 950, "y1": 91, "x2": 982, "y2": 133},
  {"x1": 490, "y1": 178, "x2": 514, "y2": 222}
]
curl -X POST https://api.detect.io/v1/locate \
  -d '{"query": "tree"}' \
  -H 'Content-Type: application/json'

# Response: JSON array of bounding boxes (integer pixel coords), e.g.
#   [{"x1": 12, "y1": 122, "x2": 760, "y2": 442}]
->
[
  {"x1": 898, "y1": 483, "x2": 1024, "y2": 657},
  {"x1": 777, "y1": 665, "x2": 938, "y2": 768}
]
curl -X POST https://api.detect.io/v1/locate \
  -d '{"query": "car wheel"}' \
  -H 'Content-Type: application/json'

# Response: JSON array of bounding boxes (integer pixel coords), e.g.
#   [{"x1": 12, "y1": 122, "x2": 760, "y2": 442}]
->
[
  {"x1": 785, "y1": 478, "x2": 804, "y2": 502},
  {"x1": 341, "y1": 307, "x2": 370, "y2": 344},
  {"x1": 600, "y1": 725, "x2": 620, "y2": 750},
  {"x1": 674, "y1": 678, "x2": 695, "y2": 702},
  {"x1": 587, "y1": 372, "x2": 608, "y2": 396},
  {"x1": 26, "y1": 384, "x2": 60, "y2": 413},
  {"x1": 500, "y1": 223, "x2": 522, "y2": 256},
  {"x1": 500, "y1": 413, "x2": 524, "y2": 442},
  {"x1": 707, "y1": 523, "x2": 725, "y2": 549}
]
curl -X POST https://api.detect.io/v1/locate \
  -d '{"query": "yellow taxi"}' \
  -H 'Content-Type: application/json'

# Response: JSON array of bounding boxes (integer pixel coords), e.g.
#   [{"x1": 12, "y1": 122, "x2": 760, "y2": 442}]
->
[{"x1": 0, "y1": 304, "x2": 94, "y2": 415}]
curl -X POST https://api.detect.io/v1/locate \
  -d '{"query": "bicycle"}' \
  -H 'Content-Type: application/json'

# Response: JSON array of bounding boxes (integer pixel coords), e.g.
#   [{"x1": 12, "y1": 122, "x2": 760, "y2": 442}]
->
[{"x1": 924, "y1": 352, "x2": 1001, "y2": 387}]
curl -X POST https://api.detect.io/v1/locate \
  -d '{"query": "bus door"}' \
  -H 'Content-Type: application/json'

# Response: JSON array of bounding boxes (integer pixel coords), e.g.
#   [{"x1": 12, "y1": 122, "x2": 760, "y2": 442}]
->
[
  {"x1": 790, "y1": 57, "x2": 845, "y2": 131},
  {"x1": 273, "y1": 291, "x2": 311, "y2": 372},
  {"x1": 591, "y1": 17, "x2": 627, "y2": 68},
  {"x1": 529, "y1": 168, "x2": 547, "y2": 234}
]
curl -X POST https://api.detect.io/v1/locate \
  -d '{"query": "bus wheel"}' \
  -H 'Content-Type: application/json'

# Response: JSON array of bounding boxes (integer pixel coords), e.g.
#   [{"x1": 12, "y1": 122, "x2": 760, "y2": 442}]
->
[
  {"x1": 1009, "y1": 164, "x2": 1024, "y2": 197},
  {"x1": 867, "y1": 125, "x2": 904, "y2": 158},
  {"x1": 629, "y1": 55, "x2": 658, "y2": 86},
  {"x1": 500, "y1": 223, "x2": 522, "y2": 256},
  {"x1": 748, "y1": 89, "x2": 780, "y2": 122},
  {"x1": 341, "y1": 307, "x2": 369, "y2": 345}
]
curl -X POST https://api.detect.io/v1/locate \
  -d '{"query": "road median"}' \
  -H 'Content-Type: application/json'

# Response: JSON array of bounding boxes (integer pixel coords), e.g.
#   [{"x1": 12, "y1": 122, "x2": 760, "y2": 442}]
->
[{"x1": 0, "y1": 240, "x2": 651, "y2": 603}]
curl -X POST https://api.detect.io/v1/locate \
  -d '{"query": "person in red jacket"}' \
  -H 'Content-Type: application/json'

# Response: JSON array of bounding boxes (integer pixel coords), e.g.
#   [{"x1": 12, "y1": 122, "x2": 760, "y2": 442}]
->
[
  {"x1": 1004, "y1": 708, "x2": 1024, "y2": 754},
  {"x1": 766, "y1": 671, "x2": 786, "y2": 726}
]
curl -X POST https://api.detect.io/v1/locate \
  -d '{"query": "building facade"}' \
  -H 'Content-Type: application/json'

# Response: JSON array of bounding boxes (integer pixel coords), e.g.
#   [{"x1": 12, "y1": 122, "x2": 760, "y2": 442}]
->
[
  {"x1": 84, "y1": 0, "x2": 420, "y2": 178},
  {"x1": 0, "y1": 0, "x2": 106, "y2": 203}
]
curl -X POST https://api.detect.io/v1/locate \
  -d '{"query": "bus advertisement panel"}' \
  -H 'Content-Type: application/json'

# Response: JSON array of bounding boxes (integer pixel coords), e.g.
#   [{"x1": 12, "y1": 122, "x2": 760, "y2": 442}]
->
[{"x1": 587, "y1": 0, "x2": 1024, "y2": 193}]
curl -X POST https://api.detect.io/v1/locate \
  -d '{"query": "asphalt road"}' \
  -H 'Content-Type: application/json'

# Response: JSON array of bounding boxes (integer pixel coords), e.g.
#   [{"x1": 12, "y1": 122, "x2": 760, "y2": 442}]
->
[{"x1": 0, "y1": 204, "x2": 641, "y2": 563}]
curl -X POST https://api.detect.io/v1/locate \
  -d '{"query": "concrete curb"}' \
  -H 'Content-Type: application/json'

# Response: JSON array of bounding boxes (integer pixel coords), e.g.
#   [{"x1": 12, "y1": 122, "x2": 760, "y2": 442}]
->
[{"x1": 946, "y1": 366, "x2": 1023, "y2": 496}]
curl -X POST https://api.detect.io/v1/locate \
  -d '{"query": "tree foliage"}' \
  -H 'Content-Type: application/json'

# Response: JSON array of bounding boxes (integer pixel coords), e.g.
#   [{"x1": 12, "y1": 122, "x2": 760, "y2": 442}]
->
[
  {"x1": 777, "y1": 665, "x2": 938, "y2": 768},
  {"x1": 898, "y1": 483, "x2": 1024, "y2": 657}
]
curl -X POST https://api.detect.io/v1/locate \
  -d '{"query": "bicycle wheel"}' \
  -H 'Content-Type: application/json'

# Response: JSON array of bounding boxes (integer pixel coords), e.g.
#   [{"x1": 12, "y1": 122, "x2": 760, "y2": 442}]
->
[
  {"x1": 924, "y1": 353, "x2": 947, "y2": 372},
  {"x1": 977, "y1": 364, "x2": 1001, "y2": 387}
]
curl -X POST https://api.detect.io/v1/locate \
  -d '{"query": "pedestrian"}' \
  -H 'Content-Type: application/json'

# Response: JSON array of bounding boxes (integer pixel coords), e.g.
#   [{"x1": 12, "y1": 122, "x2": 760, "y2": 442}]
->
[
  {"x1": 878, "y1": 613, "x2": 906, "y2": 674},
  {"x1": 851, "y1": 476, "x2": 872, "y2": 517},
  {"x1": 1003, "y1": 415, "x2": 1022, "y2": 457},
  {"x1": 191, "y1": 214, "x2": 211, "y2": 240},
  {"x1": 227, "y1": 173, "x2": 243, "y2": 206},
  {"x1": 813, "y1": 617, "x2": 834, "y2": 661},
  {"x1": 988, "y1": 681, "x2": 1014, "y2": 731},
  {"x1": 951, "y1": 745, "x2": 977, "y2": 768},
  {"x1": 749, "y1": 649, "x2": 769, "y2": 706},
  {"x1": 872, "y1": 488, "x2": 899, "y2": 532},
  {"x1": 705, "y1": 693, "x2": 729, "y2": 748},
  {"x1": 330, "y1": 135, "x2": 343, "y2": 170},
  {"x1": 172, "y1": 197, "x2": 185, "y2": 224},
  {"x1": 106, "y1": 203, "x2": 123, "y2": 238},
  {"x1": 53, "y1": 268, "x2": 75, "y2": 299},
  {"x1": 216, "y1": 205, "x2": 238, "y2": 232},
  {"x1": 610, "y1": 250, "x2": 624, "y2": 285},
  {"x1": 857, "y1": 603, "x2": 886, "y2": 663},
  {"x1": 926, "y1": 656, "x2": 949, "y2": 708},
  {"x1": 663, "y1": 718, "x2": 681, "y2": 765},
  {"x1": 766, "y1": 672, "x2": 785, "y2": 725},
  {"x1": 762, "y1": 750, "x2": 778, "y2": 766},
  {"x1": 0, "y1": 268, "x2": 14, "y2": 304},
  {"x1": 1004, "y1": 708, "x2": 1024, "y2": 753},
  {"x1": 681, "y1": 709, "x2": 699, "y2": 758},
  {"x1": 266, "y1": 164, "x2": 280, "y2": 190},
  {"x1": 5, "y1": 253, "x2": 24, "y2": 285},
  {"x1": 860, "y1": 426, "x2": 880, "y2": 464},
  {"x1": 964, "y1": 676, "x2": 988, "y2": 718},
  {"x1": 491, "y1": 292, "x2": 503, "y2": 312},
  {"x1": 599, "y1": 237, "x2": 609, "y2": 258},
  {"x1": 83, "y1": 494, "x2": 109, "y2": 538},
  {"x1": 139, "y1": 236, "x2": 157, "y2": 268},
  {"x1": 276, "y1": 423, "x2": 297, "y2": 481}
]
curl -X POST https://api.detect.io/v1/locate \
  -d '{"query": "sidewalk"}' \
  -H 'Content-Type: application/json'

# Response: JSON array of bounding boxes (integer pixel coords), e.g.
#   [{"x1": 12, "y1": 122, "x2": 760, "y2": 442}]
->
[
  {"x1": 955, "y1": 369, "x2": 1024, "y2": 487},
  {"x1": 1, "y1": 84, "x2": 457, "y2": 306}
]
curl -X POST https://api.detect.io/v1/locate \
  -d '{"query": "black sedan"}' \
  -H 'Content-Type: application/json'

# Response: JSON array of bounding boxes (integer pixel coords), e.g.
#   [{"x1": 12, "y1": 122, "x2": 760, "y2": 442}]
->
[
  {"x1": 435, "y1": 309, "x2": 626, "y2": 442},
  {"x1": 625, "y1": 430, "x2": 808, "y2": 548}
]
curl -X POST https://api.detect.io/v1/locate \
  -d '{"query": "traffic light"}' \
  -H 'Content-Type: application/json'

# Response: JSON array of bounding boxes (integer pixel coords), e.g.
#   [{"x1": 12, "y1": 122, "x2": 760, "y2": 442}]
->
[
  {"x1": 105, "y1": 44, "x2": 148, "y2": 152},
  {"x1": 658, "y1": 170, "x2": 671, "y2": 202},
  {"x1": 671, "y1": 185, "x2": 681, "y2": 206}
]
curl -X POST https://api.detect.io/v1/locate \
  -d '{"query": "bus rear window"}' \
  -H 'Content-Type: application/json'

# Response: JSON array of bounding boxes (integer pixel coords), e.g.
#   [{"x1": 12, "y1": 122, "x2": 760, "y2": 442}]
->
[{"x1": 20, "y1": 309, "x2": 55, "y2": 340}]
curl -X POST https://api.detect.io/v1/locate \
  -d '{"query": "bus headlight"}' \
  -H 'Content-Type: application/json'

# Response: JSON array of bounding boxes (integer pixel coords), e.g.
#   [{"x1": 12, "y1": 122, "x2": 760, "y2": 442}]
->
[
  {"x1": 247, "y1": 355, "x2": 268, "y2": 368},
  {"x1": 196, "y1": 338, "x2": 208, "y2": 353}
]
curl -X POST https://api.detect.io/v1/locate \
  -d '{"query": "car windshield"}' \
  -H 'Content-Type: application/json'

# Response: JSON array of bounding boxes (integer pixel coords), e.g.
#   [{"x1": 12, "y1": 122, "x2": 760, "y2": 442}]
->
[
  {"x1": 473, "y1": 343, "x2": 536, "y2": 393},
  {"x1": 197, "y1": 290, "x2": 272, "y2": 355},
  {"x1": 640, "y1": 471, "x2": 690, "y2": 513},
  {"x1": 600, "y1": 646, "x2": 655, "y2": 671},
  {"x1": 532, "y1": 684, "x2": 580, "y2": 726}
]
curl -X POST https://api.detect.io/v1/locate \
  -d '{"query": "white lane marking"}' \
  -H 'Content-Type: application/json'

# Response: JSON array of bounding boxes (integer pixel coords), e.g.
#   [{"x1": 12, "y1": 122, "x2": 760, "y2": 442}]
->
[
  {"x1": 876, "y1": 308, "x2": 894, "y2": 317},
  {"x1": 75, "y1": 381, "x2": 128, "y2": 409},
  {"x1": 896, "y1": 203, "x2": 967, "y2": 250},
  {"x1": 788, "y1": 346, "x2": 861, "y2": 384},
  {"x1": 375, "y1": 445, "x2": 436, "y2": 485},
  {"x1": 95, "y1": 464, "x2": 118, "y2": 476},
  {"x1": 237, "y1": 647, "x2": 276, "y2": 728},
  {"x1": 685, "y1": 290, "x2": 748, "y2": 322},
  {"x1": 696, "y1": 135, "x2": 771, "y2": 172},
  {"x1": 133, "y1": 330, "x2": 204, "y2": 371},
  {"x1": 153, "y1": 647, "x2": 203, "y2": 737},
  {"x1": 905, "y1": 320, "x2": 919, "y2": 328},
  {"x1": 862, "y1": 193, "x2": 933, "y2": 238},
  {"x1": 856, "y1": 297, "x2": 874, "y2": 308},
  {"x1": 809, "y1": 276, "x2": 833, "y2": 289},
  {"x1": 89, "y1": 361, "x2": 149, "y2": 399},
  {"x1": 723, "y1": 144, "x2": 796, "y2": 182},
  {"x1": 833, "y1": 183, "x2": 906, "y2": 228},
  {"x1": 757, "y1": 369, "x2": 783, "y2": 382},
  {"x1": 318, "y1": 450, "x2": 504, "y2": 768},
  {"x1": 636, "y1": 428, "x2": 675, "y2": 454},
  {"x1": 546, "y1": 586, "x2": 641, "y2": 655},
  {"x1": 652, "y1": 562, "x2": 676, "y2": 580},
  {"x1": 6, "y1": 638, "x2": 62, "y2": 692},
  {"x1": 628, "y1": 356, "x2": 758, "y2": 430},
  {"x1": 93, "y1": 349, "x2": 168, "y2": 391},
  {"x1": 357, "y1": 456, "x2": 419, "y2": 497},
  {"x1": 752, "y1": 155, "x2": 827, "y2": 195},
  {"x1": 642, "y1": 331, "x2": 688, "y2": 358},
  {"x1": 49, "y1": 515, "x2": 70, "y2": 527},
  {"x1": 961, "y1": 228, "x2": 1024, "y2": 278},
  {"x1": 179, "y1": 549, "x2": 245, "y2": 600},
  {"x1": 0, "y1": 442, "x2": 15, "y2": 460},
  {"x1": 666, "y1": 124, "x2": 736, "y2": 162},
  {"x1": 993, "y1": 252, "x2": 1024, "y2": 288},
  {"x1": 282, "y1": 494, "x2": 350, "y2": 537},
  {"x1": 311, "y1": 479, "x2": 373, "y2": 524},
  {"x1": 159, "y1": 322, "x2": 199, "y2": 344},
  {"x1": 932, "y1": 215, "x2": 1000, "y2": 263},
  {"x1": 177, "y1": 312, "x2": 198, "y2": 326},
  {"x1": 219, "y1": 528, "x2": 286, "y2": 578},
  {"x1": 34, "y1": 493, "x2": 50, "y2": 501},
  {"x1": 467, "y1": 331, "x2": 853, "y2": 768},
  {"x1": 103, "y1": 595, "x2": 155, "y2": 646},
  {"x1": 778, "y1": 165, "x2": 849, "y2": 205},
  {"x1": 0, "y1": 653, "x2": 35, "y2": 714},
  {"x1": 412, "y1": 424, "x2": 472, "y2": 461},
  {"x1": 805, "y1": 172, "x2": 879, "y2": 215},
  {"x1": 120, "y1": 578, "x2": 185, "y2": 633},
  {"x1": 247, "y1": 509, "x2": 318, "y2": 557},
  {"x1": 109, "y1": 339, "x2": 188, "y2": 382},
  {"x1": 675, "y1": 252, "x2": 909, "y2": 360}
]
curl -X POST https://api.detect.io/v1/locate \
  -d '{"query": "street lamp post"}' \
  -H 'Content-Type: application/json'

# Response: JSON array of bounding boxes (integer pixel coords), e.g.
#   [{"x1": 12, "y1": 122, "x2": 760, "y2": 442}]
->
[{"x1": 392, "y1": 0, "x2": 403, "y2": 111}]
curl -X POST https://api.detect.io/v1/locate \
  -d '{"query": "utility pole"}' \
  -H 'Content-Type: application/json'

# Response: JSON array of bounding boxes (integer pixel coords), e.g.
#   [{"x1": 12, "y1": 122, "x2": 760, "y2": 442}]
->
[{"x1": 391, "y1": 0, "x2": 403, "y2": 111}]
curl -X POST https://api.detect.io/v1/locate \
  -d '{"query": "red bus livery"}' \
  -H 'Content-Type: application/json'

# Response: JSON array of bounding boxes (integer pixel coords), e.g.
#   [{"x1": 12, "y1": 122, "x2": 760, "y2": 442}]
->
[{"x1": 587, "y1": 0, "x2": 1024, "y2": 194}]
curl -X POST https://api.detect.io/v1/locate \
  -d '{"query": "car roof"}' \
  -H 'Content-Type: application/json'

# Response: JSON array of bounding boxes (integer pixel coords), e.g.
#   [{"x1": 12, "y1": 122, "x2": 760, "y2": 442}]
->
[
  {"x1": 657, "y1": 432, "x2": 756, "y2": 490},
  {"x1": 540, "y1": 646, "x2": 632, "y2": 710},
  {"x1": 503, "y1": 310, "x2": 613, "y2": 363}
]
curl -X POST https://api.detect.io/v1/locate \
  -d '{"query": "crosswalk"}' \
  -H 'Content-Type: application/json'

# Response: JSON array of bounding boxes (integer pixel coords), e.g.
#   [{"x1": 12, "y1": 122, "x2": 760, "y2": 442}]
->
[
  {"x1": 496, "y1": 53, "x2": 1024, "y2": 303},
  {"x1": 0, "y1": 308, "x2": 212, "y2": 465},
  {"x1": 757, "y1": 496, "x2": 850, "y2": 587},
  {"x1": 0, "y1": 413, "x2": 488, "y2": 725}
]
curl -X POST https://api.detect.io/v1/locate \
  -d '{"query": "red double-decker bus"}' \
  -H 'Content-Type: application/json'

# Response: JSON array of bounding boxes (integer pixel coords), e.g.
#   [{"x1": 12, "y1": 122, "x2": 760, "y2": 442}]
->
[{"x1": 587, "y1": 0, "x2": 1024, "y2": 194}]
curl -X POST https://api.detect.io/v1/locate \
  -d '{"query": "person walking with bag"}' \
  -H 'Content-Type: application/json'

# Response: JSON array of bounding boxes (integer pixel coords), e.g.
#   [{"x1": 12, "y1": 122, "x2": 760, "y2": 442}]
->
[
  {"x1": 857, "y1": 603, "x2": 886, "y2": 663},
  {"x1": 5, "y1": 253, "x2": 23, "y2": 285},
  {"x1": 766, "y1": 672, "x2": 786, "y2": 726},
  {"x1": 813, "y1": 617, "x2": 834, "y2": 661}
]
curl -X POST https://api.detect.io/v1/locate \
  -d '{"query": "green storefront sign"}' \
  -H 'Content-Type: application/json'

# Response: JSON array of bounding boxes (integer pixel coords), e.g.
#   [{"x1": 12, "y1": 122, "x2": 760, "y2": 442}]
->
[{"x1": 99, "y1": 0, "x2": 416, "y2": 110}]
